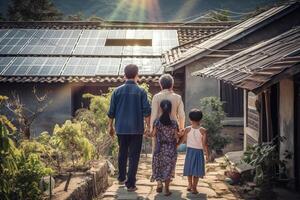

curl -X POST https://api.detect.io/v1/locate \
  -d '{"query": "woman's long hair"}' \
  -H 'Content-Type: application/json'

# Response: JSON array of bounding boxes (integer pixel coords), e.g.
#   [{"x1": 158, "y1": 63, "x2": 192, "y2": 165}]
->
[{"x1": 159, "y1": 100, "x2": 172, "y2": 126}]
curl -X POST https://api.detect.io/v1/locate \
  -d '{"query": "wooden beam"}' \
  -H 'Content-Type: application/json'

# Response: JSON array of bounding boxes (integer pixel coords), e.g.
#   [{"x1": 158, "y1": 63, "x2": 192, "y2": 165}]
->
[{"x1": 252, "y1": 63, "x2": 300, "y2": 94}]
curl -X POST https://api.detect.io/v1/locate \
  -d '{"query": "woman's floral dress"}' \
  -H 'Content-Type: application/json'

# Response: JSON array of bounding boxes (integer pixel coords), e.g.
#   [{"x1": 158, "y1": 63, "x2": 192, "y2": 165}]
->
[{"x1": 151, "y1": 119, "x2": 178, "y2": 182}]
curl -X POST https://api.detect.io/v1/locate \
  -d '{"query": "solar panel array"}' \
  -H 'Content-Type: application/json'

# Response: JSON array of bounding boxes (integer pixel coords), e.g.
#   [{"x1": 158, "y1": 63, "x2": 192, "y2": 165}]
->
[
  {"x1": 62, "y1": 57, "x2": 121, "y2": 76},
  {"x1": 0, "y1": 28, "x2": 178, "y2": 76},
  {"x1": 1, "y1": 57, "x2": 68, "y2": 76},
  {"x1": 20, "y1": 30, "x2": 81, "y2": 55}
]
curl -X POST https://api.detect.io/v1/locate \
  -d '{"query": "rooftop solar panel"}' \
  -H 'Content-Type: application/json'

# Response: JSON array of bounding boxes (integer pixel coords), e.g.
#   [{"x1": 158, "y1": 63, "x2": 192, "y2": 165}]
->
[
  {"x1": 108, "y1": 30, "x2": 126, "y2": 39},
  {"x1": 0, "y1": 29, "x2": 36, "y2": 55},
  {"x1": 2, "y1": 57, "x2": 67, "y2": 76},
  {"x1": 62, "y1": 57, "x2": 121, "y2": 76},
  {"x1": 72, "y1": 29, "x2": 178, "y2": 56},
  {"x1": 120, "y1": 57, "x2": 162, "y2": 75},
  {"x1": 81, "y1": 30, "x2": 108, "y2": 38},
  {"x1": 19, "y1": 30, "x2": 81, "y2": 55},
  {"x1": 0, "y1": 30, "x2": 9, "y2": 40},
  {"x1": 0, "y1": 57, "x2": 14, "y2": 74}
]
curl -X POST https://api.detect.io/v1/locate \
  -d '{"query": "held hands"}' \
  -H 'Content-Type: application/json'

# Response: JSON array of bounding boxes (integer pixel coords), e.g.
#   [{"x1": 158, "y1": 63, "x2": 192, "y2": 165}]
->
[
  {"x1": 108, "y1": 125, "x2": 115, "y2": 138},
  {"x1": 144, "y1": 127, "x2": 151, "y2": 138},
  {"x1": 178, "y1": 128, "x2": 185, "y2": 137}
]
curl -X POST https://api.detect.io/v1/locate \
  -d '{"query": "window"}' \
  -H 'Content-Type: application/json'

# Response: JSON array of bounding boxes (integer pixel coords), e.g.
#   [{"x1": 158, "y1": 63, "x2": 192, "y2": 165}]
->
[{"x1": 105, "y1": 39, "x2": 152, "y2": 46}]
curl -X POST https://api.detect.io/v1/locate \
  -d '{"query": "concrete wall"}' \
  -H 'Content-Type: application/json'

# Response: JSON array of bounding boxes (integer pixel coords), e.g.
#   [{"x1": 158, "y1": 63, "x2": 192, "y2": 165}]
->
[
  {"x1": 0, "y1": 83, "x2": 72, "y2": 137},
  {"x1": 279, "y1": 79, "x2": 295, "y2": 178},
  {"x1": 184, "y1": 57, "x2": 220, "y2": 117}
]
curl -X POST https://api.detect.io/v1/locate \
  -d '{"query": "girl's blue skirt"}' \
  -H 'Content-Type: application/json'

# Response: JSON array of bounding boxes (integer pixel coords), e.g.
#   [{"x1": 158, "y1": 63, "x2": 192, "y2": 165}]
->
[{"x1": 183, "y1": 147, "x2": 205, "y2": 177}]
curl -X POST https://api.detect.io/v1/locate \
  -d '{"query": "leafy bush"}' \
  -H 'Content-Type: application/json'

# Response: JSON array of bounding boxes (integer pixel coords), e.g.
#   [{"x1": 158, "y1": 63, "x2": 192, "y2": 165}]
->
[
  {"x1": 77, "y1": 83, "x2": 152, "y2": 164},
  {"x1": 0, "y1": 123, "x2": 52, "y2": 200},
  {"x1": 199, "y1": 97, "x2": 230, "y2": 151},
  {"x1": 243, "y1": 136, "x2": 291, "y2": 184},
  {"x1": 52, "y1": 120, "x2": 94, "y2": 168}
]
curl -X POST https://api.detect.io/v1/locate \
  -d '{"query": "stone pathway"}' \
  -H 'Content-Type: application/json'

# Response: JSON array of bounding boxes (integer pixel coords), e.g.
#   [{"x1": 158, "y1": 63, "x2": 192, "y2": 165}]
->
[{"x1": 100, "y1": 154, "x2": 242, "y2": 200}]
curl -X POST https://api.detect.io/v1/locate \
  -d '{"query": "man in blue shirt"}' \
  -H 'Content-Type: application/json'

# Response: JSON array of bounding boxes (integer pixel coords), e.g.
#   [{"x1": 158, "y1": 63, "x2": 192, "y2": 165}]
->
[{"x1": 107, "y1": 64, "x2": 151, "y2": 191}]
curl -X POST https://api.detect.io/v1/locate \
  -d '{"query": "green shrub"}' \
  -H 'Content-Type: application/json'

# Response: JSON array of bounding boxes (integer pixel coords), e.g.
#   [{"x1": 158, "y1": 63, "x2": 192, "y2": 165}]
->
[
  {"x1": 0, "y1": 123, "x2": 52, "y2": 200},
  {"x1": 78, "y1": 83, "x2": 152, "y2": 164},
  {"x1": 199, "y1": 97, "x2": 230, "y2": 151},
  {"x1": 52, "y1": 120, "x2": 95, "y2": 168}
]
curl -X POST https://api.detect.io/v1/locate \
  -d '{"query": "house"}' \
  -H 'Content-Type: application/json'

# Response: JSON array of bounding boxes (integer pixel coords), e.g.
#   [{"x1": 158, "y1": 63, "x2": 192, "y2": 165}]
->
[
  {"x1": 162, "y1": 2, "x2": 300, "y2": 126},
  {"x1": 0, "y1": 20, "x2": 233, "y2": 137},
  {"x1": 193, "y1": 27, "x2": 300, "y2": 190}
]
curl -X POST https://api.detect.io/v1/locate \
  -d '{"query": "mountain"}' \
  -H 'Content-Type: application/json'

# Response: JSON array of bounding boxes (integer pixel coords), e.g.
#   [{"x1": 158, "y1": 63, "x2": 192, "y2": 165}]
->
[{"x1": 0, "y1": 0, "x2": 280, "y2": 22}]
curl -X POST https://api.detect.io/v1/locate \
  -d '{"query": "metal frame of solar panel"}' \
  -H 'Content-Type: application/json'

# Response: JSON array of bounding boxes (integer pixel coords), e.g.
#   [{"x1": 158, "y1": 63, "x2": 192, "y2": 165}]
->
[
  {"x1": 62, "y1": 57, "x2": 121, "y2": 76},
  {"x1": 2, "y1": 57, "x2": 68, "y2": 76}
]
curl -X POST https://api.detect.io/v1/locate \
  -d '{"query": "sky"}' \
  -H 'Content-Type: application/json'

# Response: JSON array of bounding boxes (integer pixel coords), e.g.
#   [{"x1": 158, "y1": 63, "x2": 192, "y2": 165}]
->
[{"x1": 0, "y1": 0, "x2": 281, "y2": 22}]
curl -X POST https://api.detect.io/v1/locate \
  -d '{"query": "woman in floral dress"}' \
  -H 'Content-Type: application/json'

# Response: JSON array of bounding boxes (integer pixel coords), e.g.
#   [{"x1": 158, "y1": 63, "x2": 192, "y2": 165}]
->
[{"x1": 151, "y1": 100, "x2": 179, "y2": 196}]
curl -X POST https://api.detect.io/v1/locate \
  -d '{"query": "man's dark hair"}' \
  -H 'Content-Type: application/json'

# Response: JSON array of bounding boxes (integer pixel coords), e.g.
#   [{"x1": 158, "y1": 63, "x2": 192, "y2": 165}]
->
[
  {"x1": 189, "y1": 109, "x2": 203, "y2": 122},
  {"x1": 159, "y1": 74, "x2": 174, "y2": 89},
  {"x1": 124, "y1": 64, "x2": 138, "y2": 79}
]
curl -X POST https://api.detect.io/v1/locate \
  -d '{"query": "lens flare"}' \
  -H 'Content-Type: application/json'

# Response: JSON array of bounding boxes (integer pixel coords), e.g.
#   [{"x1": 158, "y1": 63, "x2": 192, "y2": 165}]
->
[
  {"x1": 172, "y1": 0, "x2": 198, "y2": 22},
  {"x1": 108, "y1": 0, "x2": 161, "y2": 22}
]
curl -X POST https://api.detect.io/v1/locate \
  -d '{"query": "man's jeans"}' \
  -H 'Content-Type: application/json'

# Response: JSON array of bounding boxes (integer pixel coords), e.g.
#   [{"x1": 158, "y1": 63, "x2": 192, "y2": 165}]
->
[{"x1": 117, "y1": 134, "x2": 143, "y2": 188}]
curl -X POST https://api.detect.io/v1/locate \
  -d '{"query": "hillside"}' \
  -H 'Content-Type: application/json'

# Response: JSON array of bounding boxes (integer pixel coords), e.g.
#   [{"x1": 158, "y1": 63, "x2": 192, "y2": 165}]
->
[{"x1": 0, "y1": 0, "x2": 280, "y2": 22}]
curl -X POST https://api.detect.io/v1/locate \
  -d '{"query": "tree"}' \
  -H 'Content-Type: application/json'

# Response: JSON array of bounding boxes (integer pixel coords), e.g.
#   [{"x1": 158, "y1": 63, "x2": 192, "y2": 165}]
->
[
  {"x1": 7, "y1": 0, "x2": 63, "y2": 21},
  {"x1": 4, "y1": 87, "x2": 52, "y2": 139},
  {"x1": 0, "y1": 13, "x2": 5, "y2": 21},
  {"x1": 66, "y1": 12, "x2": 85, "y2": 21}
]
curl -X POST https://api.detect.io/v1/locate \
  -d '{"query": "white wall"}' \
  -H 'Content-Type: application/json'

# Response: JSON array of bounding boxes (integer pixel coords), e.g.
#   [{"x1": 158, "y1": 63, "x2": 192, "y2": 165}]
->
[
  {"x1": 184, "y1": 58, "x2": 220, "y2": 117},
  {"x1": 279, "y1": 78, "x2": 295, "y2": 178}
]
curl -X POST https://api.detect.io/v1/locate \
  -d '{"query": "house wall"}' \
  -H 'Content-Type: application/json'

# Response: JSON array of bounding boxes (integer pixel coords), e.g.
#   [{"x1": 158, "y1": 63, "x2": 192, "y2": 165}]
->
[
  {"x1": 279, "y1": 78, "x2": 295, "y2": 178},
  {"x1": 183, "y1": 6, "x2": 300, "y2": 125},
  {"x1": 0, "y1": 81, "x2": 163, "y2": 138},
  {"x1": 0, "y1": 83, "x2": 72, "y2": 137},
  {"x1": 244, "y1": 91, "x2": 260, "y2": 150},
  {"x1": 184, "y1": 57, "x2": 220, "y2": 117}
]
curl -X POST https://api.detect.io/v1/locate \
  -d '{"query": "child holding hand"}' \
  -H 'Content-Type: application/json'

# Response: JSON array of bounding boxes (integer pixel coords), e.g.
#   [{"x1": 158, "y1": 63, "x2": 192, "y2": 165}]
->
[{"x1": 180, "y1": 109, "x2": 209, "y2": 194}]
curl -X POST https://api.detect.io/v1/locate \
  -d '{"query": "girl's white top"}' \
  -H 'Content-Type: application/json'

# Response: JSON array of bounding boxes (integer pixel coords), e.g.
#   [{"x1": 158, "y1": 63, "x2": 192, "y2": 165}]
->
[{"x1": 186, "y1": 127, "x2": 203, "y2": 149}]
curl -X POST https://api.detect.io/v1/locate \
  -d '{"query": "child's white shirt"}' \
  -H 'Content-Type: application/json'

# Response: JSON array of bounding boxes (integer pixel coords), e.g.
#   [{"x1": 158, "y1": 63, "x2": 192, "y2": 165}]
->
[{"x1": 186, "y1": 127, "x2": 203, "y2": 150}]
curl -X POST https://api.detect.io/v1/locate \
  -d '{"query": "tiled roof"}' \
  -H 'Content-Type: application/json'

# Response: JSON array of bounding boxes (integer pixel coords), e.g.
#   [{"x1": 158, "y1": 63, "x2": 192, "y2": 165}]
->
[
  {"x1": 163, "y1": 2, "x2": 300, "y2": 71},
  {"x1": 192, "y1": 27, "x2": 300, "y2": 94},
  {"x1": 0, "y1": 75, "x2": 160, "y2": 83},
  {"x1": 0, "y1": 21, "x2": 234, "y2": 46},
  {"x1": 0, "y1": 20, "x2": 234, "y2": 83}
]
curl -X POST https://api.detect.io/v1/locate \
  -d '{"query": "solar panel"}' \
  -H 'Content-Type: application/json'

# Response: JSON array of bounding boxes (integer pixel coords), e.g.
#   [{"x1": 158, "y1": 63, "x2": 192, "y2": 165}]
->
[
  {"x1": 2, "y1": 57, "x2": 67, "y2": 76},
  {"x1": 0, "y1": 29, "x2": 9, "y2": 40},
  {"x1": 120, "y1": 57, "x2": 162, "y2": 75},
  {"x1": 62, "y1": 57, "x2": 121, "y2": 76},
  {"x1": 73, "y1": 29, "x2": 178, "y2": 56},
  {"x1": 0, "y1": 29, "x2": 36, "y2": 55},
  {"x1": 81, "y1": 30, "x2": 108, "y2": 38},
  {"x1": 19, "y1": 30, "x2": 81, "y2": 55},
  {"x1": 0, "y1": 57, "x2": 14, "y2": 74},
  {"x1": 108, "y1": 30, "x2": 126, "y2": 39}
]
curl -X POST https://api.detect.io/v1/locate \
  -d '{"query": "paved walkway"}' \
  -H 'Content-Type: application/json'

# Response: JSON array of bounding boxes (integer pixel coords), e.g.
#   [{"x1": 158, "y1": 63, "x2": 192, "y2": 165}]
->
[{"x1": 100, "y1": 154, "x2": 241, "y2": 200}]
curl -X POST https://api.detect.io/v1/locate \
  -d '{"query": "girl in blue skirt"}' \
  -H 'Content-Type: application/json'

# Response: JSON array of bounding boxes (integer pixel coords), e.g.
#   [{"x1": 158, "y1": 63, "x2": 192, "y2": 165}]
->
[{"x1": 181, "y1": 109, "x2": 209, "y2": 194}]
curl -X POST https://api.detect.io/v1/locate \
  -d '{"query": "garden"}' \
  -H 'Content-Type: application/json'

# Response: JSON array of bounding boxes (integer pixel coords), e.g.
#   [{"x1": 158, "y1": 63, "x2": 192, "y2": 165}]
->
[
  {"x1": 0, "y1": 86, "x2": 120, "y2": 200},
  {"x1": 0, "y1": 83, "x2": 233, "y2": 200}
]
